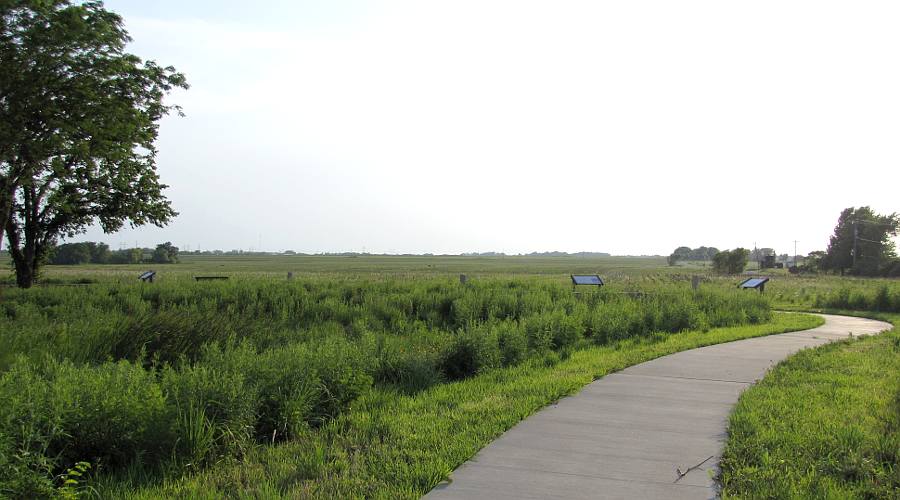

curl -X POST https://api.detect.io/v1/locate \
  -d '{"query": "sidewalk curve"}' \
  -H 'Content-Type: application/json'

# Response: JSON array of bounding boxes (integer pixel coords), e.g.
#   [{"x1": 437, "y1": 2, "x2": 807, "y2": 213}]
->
[{"x1": 425, "y1": 314, "x2": 891, "y2": 500}]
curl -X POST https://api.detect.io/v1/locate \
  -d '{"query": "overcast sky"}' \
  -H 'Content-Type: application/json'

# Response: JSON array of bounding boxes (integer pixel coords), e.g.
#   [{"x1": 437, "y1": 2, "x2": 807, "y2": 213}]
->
[{"x1": 76, "y1": 0, "x2": 899, "y2": 255}]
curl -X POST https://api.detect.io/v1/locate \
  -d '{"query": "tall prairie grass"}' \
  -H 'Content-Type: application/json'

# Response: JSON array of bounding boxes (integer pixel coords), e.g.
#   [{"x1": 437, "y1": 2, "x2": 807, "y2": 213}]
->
[{"x1": 0, "y1": 277, "x2": 770, "y2": 496}]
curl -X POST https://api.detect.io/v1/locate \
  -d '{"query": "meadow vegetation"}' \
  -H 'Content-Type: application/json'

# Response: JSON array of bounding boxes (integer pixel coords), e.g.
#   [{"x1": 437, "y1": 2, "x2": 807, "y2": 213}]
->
[
  {"x1": 0, "y1": 255, "x2": 896, "y2": 497},
  {"x1": 0, "y1": 267, "x2": 775, "y2": 497}
]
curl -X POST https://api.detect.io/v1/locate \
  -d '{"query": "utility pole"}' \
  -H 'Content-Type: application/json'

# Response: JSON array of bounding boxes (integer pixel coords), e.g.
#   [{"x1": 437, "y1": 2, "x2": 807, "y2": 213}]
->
[
  {"x1": 753, "y1": 241, "x2": 759, "y2": 271},
  {"x1": 852, "y1": 221, "x2": 859, "y2": 268},
  {"x1": 793, "y1": 240, "x2": 798, "y2": 266}
]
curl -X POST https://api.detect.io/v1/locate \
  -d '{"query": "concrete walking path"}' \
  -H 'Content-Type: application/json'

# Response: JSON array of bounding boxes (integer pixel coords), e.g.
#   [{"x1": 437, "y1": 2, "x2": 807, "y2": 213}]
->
[{"x1": 425, "y1": 314, "x2": 892, "y2": 500}]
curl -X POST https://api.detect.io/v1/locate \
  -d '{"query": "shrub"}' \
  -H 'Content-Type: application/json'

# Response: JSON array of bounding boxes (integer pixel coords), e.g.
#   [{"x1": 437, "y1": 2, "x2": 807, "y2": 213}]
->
[
  {"x1": 0, "y1": 358, "x2": 171, "y2": 496},
  {"x1": 549, "y1": 310, "x2": 584, "y2": 349},
  {"x1": 440, "y1": 328, "x2": 501, "y2": 380},
  {"x1": 200, "y1": 339, "x2": 372, "y2": 438},
  {"x1": 524, "y1": 314, "x2": 554, "y2": 351},
  {"x1": 373, "y1": 336, "x2": 444, "y2": 394},
  {"x1": 307, "y1": 338, "x2": 374, "y2": 423},
  {"x1": 495, "y1": 321, "x2": 527, "y2": 366}
]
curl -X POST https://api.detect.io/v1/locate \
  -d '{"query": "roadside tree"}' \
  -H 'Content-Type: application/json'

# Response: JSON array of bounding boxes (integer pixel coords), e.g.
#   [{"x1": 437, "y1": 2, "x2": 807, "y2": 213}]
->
[
  {"x1": 1, "y1": 1, "x2": 186, "y2": 287},
  {"x1": 821, "y1": 207, "x2": 899, "y2": 276}
]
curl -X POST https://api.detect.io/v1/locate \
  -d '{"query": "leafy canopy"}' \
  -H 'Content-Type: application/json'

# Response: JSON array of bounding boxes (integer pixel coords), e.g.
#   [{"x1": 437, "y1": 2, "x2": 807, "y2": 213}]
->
[
  {"x1": 0, "y1": 0, "x2": 187, "y2": 286},
  {"x1": 712, "y1": 248, "x2": 749, "y2": 275},
  {"x1": 822, "y1": 207, "x2": 899, "y2": 276}
]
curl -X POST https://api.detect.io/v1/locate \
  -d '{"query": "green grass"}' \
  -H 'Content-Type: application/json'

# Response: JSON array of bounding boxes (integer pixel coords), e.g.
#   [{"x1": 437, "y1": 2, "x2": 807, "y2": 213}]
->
[
  {"x1": 0, "y1": 275, "x2": 778, "y2": 496},
  {"x1": 719, "y1": 313, "x2": 900, "y2": 499},
  {"x1": 105, "y1": 312, "x2": 823, "y2": 498},
  {"x1": 1, "y1": 254, "x2": 671, "y2": 284},
  {"x1": 3, "y1": 254, "x2": 893, "y2": 497}
]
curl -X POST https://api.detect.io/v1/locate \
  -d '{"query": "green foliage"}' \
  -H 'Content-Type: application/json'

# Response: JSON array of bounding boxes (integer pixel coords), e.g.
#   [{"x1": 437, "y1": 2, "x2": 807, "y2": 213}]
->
[
  {"x1": 109, "y1": 247, "x2": 144, "y2": 264},
  {"x1": 814, "y1": 284, "x2": 900, "y2": 313},
  {"x1": 800, "y1": 249, "x2": 826, "y2": 273},
  {"x1": 0, "y1": 357, "x2": 171, "y2": 497},
  {"x1": 0, "y1": 340, "x2": 374, "y2": 496},
  {"x1": 0, "y1": 0, "x2": 187, "y2": 287},
  {"x1": 152, "y1": 242, "x2": 179, "y2": 264},
  {"x1": 440, "y1": 327, "x2": 501, "y2": 380},
  {"x1": 668, "y1": 245, "x2": 719, "y2": 265},
  {"x1": 712, "y1": 248, "x2": 750, "y2": 274},
  {"x1": 111, "y1": 313, "x2": 821, "y2": 498},
  {"x1": 0, "y1": 276, "x2": 774, "y2": 493},
  {"x1": 720, "y1": 316, "x2": 900, "y2": 499},
  {"x1": 49, "y1": 242, "x2": 102, "y2": 265},
  {"x1": 822, "y1": 206, "x2": 900, "y2": 276}
]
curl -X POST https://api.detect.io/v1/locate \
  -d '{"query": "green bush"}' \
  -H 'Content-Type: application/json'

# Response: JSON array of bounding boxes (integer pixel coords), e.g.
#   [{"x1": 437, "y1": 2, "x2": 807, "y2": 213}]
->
[
  {"x1": 372, "y1": 336, "x2": 444, "y2": 394},
  {"x1": 524, "y1": 314, "x2": 554, "y2": 351},
  {"x1": 200, "y1": 339, "x2": 372, "y2": 438},
  {"x1": 440, "y1": 328, "x2": 501, "y2": 380},
  {"x1": 495, "y1": 321, "x2": 527, "y2": 366},
  {"x1": 307, "y1": 338, "x2": 374, "y2": 423},
  {"x1": 0, "y1": 358, "x2": 171, "y2": 497}
]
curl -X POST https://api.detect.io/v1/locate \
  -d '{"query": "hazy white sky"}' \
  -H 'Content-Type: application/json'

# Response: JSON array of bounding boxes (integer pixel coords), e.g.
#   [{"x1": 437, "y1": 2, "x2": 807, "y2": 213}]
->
[{"x1": 79, "y1": 0, "x2": 898, "y2": 255}]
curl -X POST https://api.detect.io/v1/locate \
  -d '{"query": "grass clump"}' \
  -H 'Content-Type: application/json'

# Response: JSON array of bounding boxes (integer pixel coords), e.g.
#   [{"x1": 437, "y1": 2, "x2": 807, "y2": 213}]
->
[
  {"x1": 0, "y1": 338, "x2": 373, "y2": 497},
  {"x1": 719, "y1": 314, "x2": 899, "y2": 499}
]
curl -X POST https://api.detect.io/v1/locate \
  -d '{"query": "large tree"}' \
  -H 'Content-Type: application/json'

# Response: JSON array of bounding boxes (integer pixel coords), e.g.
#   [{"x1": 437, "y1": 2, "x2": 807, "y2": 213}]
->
[
  {"x1": 822, "y1": 207, "x2": 899, "y2": 276},
  {"x1": 712, "y1": 248, "x2": 749, "y2": 274},
  {"x1": 1, "y1": 0, "x2": 187, "y2": 287}
]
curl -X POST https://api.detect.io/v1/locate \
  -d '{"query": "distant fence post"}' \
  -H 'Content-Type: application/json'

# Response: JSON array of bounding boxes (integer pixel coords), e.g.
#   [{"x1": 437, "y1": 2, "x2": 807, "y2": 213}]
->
[
  {"x1": 287, "y1": 271, "x2": 293, "y2": 280},
  {"x1": 459, "y1": 274, "x2": 468, "y2": 285}
]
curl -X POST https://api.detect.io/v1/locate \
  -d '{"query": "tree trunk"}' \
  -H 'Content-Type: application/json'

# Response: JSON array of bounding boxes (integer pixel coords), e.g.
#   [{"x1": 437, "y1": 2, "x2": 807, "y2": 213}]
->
[
  {"x1": 5, "y1": 213, "x2": 38, "y2": 289},
  {"x1": 13, "y1": 257, "x2": 34, "y2": 288}
]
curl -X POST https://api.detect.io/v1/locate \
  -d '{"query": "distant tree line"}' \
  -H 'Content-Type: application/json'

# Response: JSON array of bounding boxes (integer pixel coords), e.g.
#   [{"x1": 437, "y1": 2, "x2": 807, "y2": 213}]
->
[
  {"x1": 48, "y1": 242, "x2": 179, "y2": 265},
  {"x1": 460, "y1": 251, "x2": 612, "y2": 257},
  {"x1": 667, "y1": 246, "x2": 719, "y2": 266}
]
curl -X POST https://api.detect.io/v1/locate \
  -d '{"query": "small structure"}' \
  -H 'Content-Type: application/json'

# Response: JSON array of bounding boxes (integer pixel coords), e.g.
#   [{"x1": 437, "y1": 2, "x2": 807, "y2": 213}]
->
[
  {"x1": 138, "y1": 270, "x2": 156, "y2": 283},
  {"x1": 738, "y1": 277, "x2": 769, "y2": 293},
  {"x1": 194, "y1": 276, "x2": 229, "y2": 281},
  {"x1": 459, "y1": 274, "x2": 468, "y2": 285},
  {"x1": 571, "y1": 274, "x2": 604, "y2": 291}
]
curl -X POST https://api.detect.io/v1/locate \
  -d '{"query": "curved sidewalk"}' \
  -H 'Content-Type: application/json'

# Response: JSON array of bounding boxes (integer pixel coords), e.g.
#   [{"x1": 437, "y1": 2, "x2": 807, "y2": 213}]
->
[{"x1": 425, "y1": 314, "x2": 891, "y2": 500}]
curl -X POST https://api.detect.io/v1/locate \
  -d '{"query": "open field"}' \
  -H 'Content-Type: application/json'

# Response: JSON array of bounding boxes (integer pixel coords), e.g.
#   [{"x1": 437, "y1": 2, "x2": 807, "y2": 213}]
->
[
  {"x1": 1, "y1": 255, "x2": 898, "y2": 497},
  {"x1": 1, "y1": 254, "x2": 670, "y2": 284}
]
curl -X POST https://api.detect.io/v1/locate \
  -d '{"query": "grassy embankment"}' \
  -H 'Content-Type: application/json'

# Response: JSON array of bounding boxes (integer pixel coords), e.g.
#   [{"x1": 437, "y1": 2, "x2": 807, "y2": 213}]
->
[
  {"x1": 118, "y1": 313, "x2": 820, "y2": 498},
  {"x1": 0, "y1": 272, "x2": 814, "y2": 497},
  {"x1": 720, "y1": 283, "x2": 900, "y2": 499}
]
